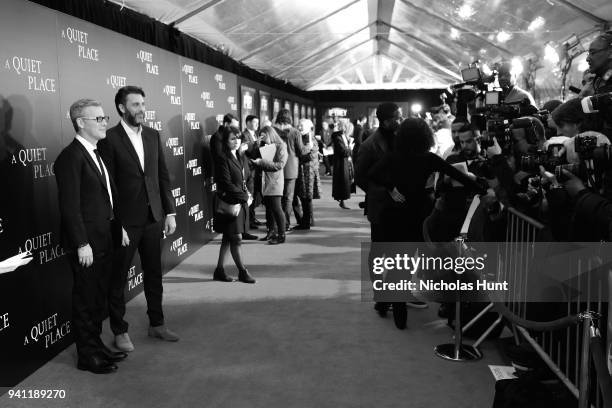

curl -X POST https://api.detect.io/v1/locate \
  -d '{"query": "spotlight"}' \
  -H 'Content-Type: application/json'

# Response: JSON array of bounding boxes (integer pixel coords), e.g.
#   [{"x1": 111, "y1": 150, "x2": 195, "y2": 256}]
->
[
  {"x1": 544, "y1": 43, "x2": 559, "y2": 64},
  {"x1": 496, "y1": 31, "x2": 511, "y2": 43},
  {"x1": 511, "y1": 57, "x2": 523, "y2": 76},
  {"x1": 411, "y1": 103, "x2": 422, "y2": 114},
  {"x1": 528, "y1": 16, "x2": 545, "y2": 31}
]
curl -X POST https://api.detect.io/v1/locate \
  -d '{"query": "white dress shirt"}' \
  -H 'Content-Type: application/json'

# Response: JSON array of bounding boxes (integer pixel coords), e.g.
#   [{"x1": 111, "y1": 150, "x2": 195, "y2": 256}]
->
[
  {"x1": 120, "y1": 119, "x2": 145, "y2": 170},
  {"x1": 75, "y1": 135, "x2": 114, "y2": 208}
]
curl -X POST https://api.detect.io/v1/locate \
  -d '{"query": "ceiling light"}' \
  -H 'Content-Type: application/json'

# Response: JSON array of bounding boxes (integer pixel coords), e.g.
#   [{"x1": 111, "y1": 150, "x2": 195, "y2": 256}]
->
[
  {"x1": 511, "y1": 57, "x2": 523, "y2": 76},
  {"x1": 544, "y1": 43, "x2": 559, "y2": 64},
  {"x1": 496, "y1": 31, "x2": 511, "y2": 43},
  {"x1": 450, "y1": 28, "x2": 460, "y2": 40},
  {"x1": 528, "y1": 16, "x2": 545, "y2": 31},
  {"x1": 457, "y1": 4, "x2": 475, "y2": 19},
  {"x1": 577, "y1": 59, "x2": 589, "y2": 72},
  {"x1": 411, "y1": 103, "x2": 422, "y2": 113}
]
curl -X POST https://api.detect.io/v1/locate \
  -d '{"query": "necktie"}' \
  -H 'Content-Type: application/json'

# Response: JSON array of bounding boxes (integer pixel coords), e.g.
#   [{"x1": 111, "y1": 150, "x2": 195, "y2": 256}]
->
[{"x1": 93, "y1": 149, "x2": 113, "y2": 219}]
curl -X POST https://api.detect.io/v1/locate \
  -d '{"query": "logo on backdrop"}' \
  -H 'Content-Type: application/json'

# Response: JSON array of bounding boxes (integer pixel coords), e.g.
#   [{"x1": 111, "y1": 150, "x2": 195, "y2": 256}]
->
[
  {"x1": 136, "y1": 50, "x2": 159, "y2": 76},
  {"x1": 127, "y1": 265, "x2": 143, "y2": 291},
  {"x1": 181, "y1": 64, "x2": 198, "y2": 84},
  {"x1": 162, "y1": 85, "x2": 181, "y2": 105},
  {"x1": 4, "y1": 56, "x2": 56, "y2": 93},
  {"x1": 145, "y1": 110, "x2": 162, "y2": 131},
  {"x1": 61, "y1": 26, "x2": 99, "y2": 62},
  {"x1": 169, "y1": 236, "x2": 188, "y2": 256},
  {"x1": 188, "y1": 204, "x2": 203, "y2": 223},
  {"x1": 171, "y1": 187, "x2": 186, "y2": 207},
  {"x1": 200, "y1": 91, "x2": 214, "y2": 108},
  {"x1": 186, "y1": 159, "x2": 201, "y2": 176},
  {"x1": 214, "y1": 73, "x2": 226, "y2": 90},
  {"x1": 0, "y1": 312, "x2": 9, "y2": 335},
  {"x1": 18, "y1": 231, "x2": 65, "y2": 265},
  {"x1": 106, "y1": 74, "x2": 128, "y2": 90},
  {"x1": 24, "y1": 312, "x2": 71, "y2": 349},
  {"x1": 184, "y1": 112, "x2": 200, "y2": 130},
  {"x1": 10, "y1": 147, "x2": 54, "y2": 179},
  {"x1": 243, "y1": 93, "x2": 252, "y2": 110},
  {"x1": 227, "y1": 96, "x2": 237, "y2": 112},
  {"x1": 165, "y1": 136, "x2": 184, "y2": 157}
]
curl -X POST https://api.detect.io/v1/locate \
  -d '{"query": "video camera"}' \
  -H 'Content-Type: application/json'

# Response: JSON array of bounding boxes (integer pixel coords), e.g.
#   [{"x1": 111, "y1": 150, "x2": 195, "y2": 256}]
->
[{"x1": 452, "y1": 67, "x2": 497, "y2": 91}]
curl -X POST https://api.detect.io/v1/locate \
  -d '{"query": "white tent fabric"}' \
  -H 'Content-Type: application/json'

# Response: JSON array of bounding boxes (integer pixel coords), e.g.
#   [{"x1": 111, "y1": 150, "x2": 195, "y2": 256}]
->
[{"x1": 110, "y1": 0, "x2": 612, "y2": 99}]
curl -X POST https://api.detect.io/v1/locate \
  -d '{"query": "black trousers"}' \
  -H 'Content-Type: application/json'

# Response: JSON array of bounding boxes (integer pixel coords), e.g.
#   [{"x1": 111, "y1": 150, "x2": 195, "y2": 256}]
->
[
  {"x1": 264, "y1": 195, "x2": 285, "y2": 236},
  {"x1": 292, "y1": 195, "x2": 312, "y2": 227},
  {"x1": 109, "y1": 218, "x2": 164, "y2": 334},
  {"x1": 70, "y1": 252, "x2": 112, "y2": 359}
]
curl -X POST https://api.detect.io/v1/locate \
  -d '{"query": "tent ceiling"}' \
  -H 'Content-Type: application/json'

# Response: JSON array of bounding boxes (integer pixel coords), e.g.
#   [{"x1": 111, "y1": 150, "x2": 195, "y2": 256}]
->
[{"x1": 110, "y1": 0, "x2": 612, "y2": 90}]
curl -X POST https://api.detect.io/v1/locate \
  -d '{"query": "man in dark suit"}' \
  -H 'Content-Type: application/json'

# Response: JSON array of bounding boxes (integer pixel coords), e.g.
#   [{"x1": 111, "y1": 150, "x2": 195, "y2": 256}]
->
[
  {"x1": 242, "y1": 114, "x2": 262, "y2": 229},
  {"x1": 98, "y1": 86, "x2": 179, "y2": 351},
  {"x1": 55, "y1": 98, "x2": 128, "y2": 373}
]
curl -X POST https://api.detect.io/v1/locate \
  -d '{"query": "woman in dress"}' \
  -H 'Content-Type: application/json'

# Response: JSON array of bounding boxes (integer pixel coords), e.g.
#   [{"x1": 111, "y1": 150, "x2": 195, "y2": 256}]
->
[
  {"x1": 213, "y1": 126, "x2": 256, "y2": 283},
  {"x1": 331, "y1": 120, "x2": 352, "y2": 209}
]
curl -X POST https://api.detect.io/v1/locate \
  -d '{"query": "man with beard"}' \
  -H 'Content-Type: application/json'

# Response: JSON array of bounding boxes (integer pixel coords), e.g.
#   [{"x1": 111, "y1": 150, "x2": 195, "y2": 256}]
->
[
  {"x1": 355, "y1": 103, "x2": 427, "y2": 319},
  {"x1": 586, "y1": 31, "x2": 612, "y2": 138},
  {"x1": 98, "y1": 86, "x2": 179, "y2": 352},
  {"x1": 497, "y1": 61, "x2": 536, "y2": 110}
]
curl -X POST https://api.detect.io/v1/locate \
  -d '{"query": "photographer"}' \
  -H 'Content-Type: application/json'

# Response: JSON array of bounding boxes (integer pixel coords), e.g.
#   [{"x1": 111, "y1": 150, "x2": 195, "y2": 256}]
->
[{"x1": 585, "y1": 31, "x2": 612, "y2": 139}]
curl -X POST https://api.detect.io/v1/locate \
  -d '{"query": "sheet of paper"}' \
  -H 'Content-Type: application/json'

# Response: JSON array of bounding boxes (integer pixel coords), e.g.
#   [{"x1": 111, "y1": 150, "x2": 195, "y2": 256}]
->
[
  {"x1": 260, "y1": 143, "x2": 276, "y2": 162},
  {"x1": 0, "y1": 252, "x2": 33, "y2": 275},
  {"x1": 488, "y1": 365, "x2": 517, "y2": 381}
]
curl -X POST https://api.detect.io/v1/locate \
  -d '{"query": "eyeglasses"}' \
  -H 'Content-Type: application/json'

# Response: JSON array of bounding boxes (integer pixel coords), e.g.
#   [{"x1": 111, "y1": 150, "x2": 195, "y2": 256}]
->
[
  {"x1": 80, "y1": 116, "x2": 109, "y2": 123},
  {"x1": 587, "y1": 48, "x2": 608, "y2": 56}
]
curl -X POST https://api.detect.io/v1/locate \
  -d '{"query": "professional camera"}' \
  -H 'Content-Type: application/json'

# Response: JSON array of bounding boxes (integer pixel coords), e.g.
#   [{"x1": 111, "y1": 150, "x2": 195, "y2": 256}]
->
[
  {"x1": 581, "y1": 92, "x2": 612, "y2": 117},
  {"x1": 482, "y1": 116, "x2": 545, "y2": 154},
  {"x1": 452, "y1": 67, "x2": 496, "y2": 91}
]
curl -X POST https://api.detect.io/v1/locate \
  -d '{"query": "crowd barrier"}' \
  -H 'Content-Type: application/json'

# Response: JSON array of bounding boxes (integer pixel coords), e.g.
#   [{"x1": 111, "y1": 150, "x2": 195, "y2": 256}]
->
[{"x1": 445, "y1": 204, "x2": 612, "y2": 408}]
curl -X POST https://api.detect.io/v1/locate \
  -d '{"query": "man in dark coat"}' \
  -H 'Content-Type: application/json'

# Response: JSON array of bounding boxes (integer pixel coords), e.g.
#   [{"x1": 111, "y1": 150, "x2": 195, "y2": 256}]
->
[
  {"x1": 55, "y1": 98, "x2": 127, "y2": 373},
  {"x1": 98, "y1": 86, "x2": 179, "y2": 352}
]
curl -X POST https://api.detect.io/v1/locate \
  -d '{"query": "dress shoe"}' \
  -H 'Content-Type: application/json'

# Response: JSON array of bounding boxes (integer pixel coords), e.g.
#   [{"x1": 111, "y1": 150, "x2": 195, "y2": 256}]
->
[
  {"x1": 268, "y1": 235, "x2": 285, "y2": 245},
  {"x1": 100, "y1": 347, "x2": 128, "y2": 362},
  {"x1": 213, "y1": 267, "x2": 234, "y2": 282},
  {"x1": 374, "y1": 302, "x2": 390, "y2": 317},
  {"x1": 148, "y1": 325, "x2": 180, "y2": 342},
  {"x1": 291, "y1": 224, "x2": 310, "y2": 231},
  {"x1": 392, "y1": 302, "x2": 407, "y2": 330},
  {"x1": 77, "y1": 354, "x2": 118, "y2": 374},
  {"x1": 238, "y1": 268, "x2": 256, "y2": 284},
  {"x1": 114, "y1": 333, "x2": 134, "y2": 352},
  {"x1": 259, "y1": 233, "x2": 275, "y2": 241},
  {"x1": 242, "y1": 232, "x2": 258, "y2": 240},
  {"x1": 338, "y1": 201, "x2": 350, "y2": 209}
]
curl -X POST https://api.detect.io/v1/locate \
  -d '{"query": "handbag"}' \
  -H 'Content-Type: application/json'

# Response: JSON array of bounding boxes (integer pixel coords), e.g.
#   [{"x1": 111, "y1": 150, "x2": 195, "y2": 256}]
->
[{"x1": 216, "y1": 197, "x2": 240, "y2": 217}]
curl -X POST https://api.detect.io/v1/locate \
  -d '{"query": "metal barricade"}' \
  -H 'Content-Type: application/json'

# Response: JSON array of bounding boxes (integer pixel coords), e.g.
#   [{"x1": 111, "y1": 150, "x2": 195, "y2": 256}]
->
[{"x1": 493, "y1": 207, "x2": 609, "y2": 408}]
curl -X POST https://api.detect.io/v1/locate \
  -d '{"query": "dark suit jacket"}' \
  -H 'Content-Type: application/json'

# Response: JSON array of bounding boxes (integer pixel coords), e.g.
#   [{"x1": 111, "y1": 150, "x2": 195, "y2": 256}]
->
[
  {"x1": 98, "y1": 122, "x2": 175, "y2": 227},
  {"x1": 55, "y1": 139, "x2": 121, "y2": 256},
  {"x1": 215, "y1": 150, "x2": 249, "y2": 205}
]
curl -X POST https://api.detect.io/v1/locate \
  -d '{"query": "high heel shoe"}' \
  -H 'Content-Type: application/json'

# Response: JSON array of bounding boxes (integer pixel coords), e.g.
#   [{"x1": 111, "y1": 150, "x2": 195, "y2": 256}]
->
[
  {"x1": 238, "y1": 268, "x2": 256, "y2": 284},
  {"x1": 338, "y1": 201, "x2": 349, "y2": 209},
  {"x1": 213, "y1": 267, "x2": 234, "y2": 282}
]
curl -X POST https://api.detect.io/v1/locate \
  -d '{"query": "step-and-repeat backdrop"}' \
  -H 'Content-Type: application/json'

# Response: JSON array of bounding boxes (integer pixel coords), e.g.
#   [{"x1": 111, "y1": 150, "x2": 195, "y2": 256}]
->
[{"x1": 0, "y1": 0, "x2": 243, "y2": 387}]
